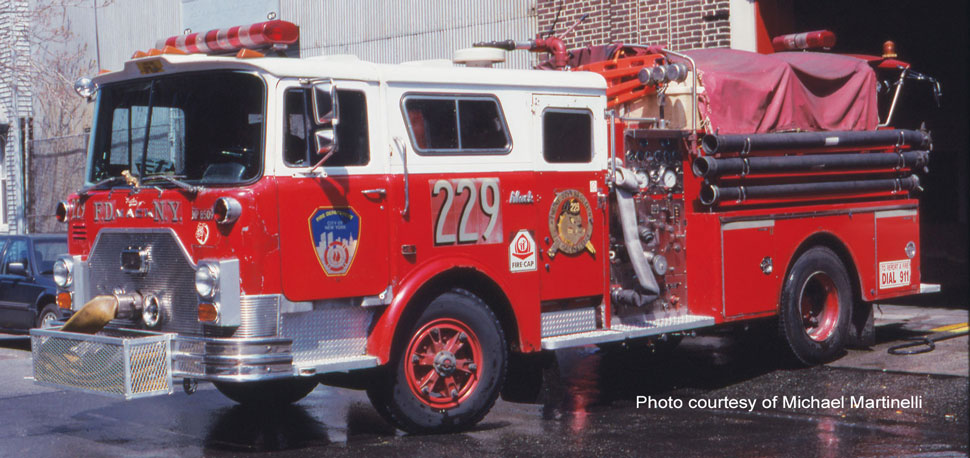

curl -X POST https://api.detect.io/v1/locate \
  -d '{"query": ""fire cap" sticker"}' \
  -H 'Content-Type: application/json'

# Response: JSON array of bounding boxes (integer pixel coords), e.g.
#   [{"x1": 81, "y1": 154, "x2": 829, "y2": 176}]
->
[{"x1": 509, "y1": 230, "x2": 537, "y2": 273}]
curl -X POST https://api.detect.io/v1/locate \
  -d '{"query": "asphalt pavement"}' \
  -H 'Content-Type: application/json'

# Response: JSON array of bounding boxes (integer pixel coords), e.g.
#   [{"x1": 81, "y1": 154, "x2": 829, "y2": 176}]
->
[{"x1": 0, "y1": 303, "x2": 966, "y2": 457}]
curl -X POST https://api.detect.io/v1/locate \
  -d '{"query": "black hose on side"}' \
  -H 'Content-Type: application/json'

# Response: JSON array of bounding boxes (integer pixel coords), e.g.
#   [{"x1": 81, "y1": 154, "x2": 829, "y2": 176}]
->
[
  {"x1": 692, "y1": 150, "x2": 930, "y2": 178},
  {"x1": 699, "y1": 175, "x2": 921, "y2": 206},
  {"x1": 701, "y1": 129, "x2": 931, "y2": 155}
]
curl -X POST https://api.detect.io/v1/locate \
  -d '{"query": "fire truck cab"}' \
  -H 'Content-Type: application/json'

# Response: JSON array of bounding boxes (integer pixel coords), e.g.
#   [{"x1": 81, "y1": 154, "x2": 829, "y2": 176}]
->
[{"x1": 34, "y1": 21, "x2": 938, "y2": 434}]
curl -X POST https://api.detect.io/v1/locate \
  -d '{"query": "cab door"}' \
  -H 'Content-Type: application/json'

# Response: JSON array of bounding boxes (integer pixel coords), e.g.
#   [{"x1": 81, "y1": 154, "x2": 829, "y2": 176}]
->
[
  {"x1": 276, "y1": 80, "x2": 391, "y2": 301},
  {"x1": 532, "y1": 95, "x2": 608, "y2": 302}
]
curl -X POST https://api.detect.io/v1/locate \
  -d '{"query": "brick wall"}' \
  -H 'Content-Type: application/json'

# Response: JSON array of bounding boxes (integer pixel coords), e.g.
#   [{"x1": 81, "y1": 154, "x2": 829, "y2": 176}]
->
[{"x1": 536, "y1": 0, "x2": 731, "y2": 52}]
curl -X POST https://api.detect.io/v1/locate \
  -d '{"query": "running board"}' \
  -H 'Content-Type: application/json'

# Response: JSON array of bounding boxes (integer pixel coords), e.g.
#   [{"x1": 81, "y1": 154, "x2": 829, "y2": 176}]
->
[
  {"x1": 540, "y1": 314, "x2": 715, "y2": 350},
  {"x1": 295, "y1": 355, "x2": 380, "y2": 376}
]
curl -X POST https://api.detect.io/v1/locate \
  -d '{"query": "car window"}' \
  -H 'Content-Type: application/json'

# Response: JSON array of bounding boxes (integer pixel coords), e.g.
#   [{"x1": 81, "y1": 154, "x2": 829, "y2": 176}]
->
[
  {"x1": 2, "y1": 239, "x2": 29, "y2": 275},
  {"x1": 542, "y1": 109, "x2": 592, "y2": 163},
  {"x1": 284, "y1": 88, "x2": 369, "y2": 167},
  {"x1": 34, "y1": 240, "x2": 68, "y2": 275}
]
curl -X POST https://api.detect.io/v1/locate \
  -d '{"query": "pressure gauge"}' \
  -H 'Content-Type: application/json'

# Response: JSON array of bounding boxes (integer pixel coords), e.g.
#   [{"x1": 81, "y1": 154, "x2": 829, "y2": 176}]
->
[{"x1": 662, "y1": 169, "x2": 678, "y2": 189}]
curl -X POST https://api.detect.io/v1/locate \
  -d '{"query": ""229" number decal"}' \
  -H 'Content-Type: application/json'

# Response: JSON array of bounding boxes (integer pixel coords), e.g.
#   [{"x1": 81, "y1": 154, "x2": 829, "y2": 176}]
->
[{"x1": 430, "y1": 178, "x2": 502, "y2": 245}]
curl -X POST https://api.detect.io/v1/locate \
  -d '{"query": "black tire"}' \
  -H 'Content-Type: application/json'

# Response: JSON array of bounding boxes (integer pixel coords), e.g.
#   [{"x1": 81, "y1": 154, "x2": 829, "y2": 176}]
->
[
  {"x1": 779, "y1": 246, "x2": 852, "y2": 365},
  {"x1": 214, "y1": 377, "x2": 318, "y2": 407},
  {"x1": 367, "y1": 288, "x2": 507, "y2": 434},
  {"x1": 35, "y1": 303, "x2": 60, "y2": 329}
]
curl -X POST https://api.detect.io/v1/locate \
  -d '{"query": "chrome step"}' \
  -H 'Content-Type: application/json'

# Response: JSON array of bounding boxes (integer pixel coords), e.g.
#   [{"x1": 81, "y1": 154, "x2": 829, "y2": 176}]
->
[
  {"x1": 297, "y1": 355, "x2": 380, "y2": 375},
  {"x1": 540, "y1": 314, "x2": 716, "y2": 350}
]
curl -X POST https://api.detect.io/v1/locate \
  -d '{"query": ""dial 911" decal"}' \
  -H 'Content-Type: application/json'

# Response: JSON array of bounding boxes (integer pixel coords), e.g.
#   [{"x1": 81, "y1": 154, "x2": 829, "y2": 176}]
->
[{"x1": 430, "y1": 178, "x2": 502, "y2": 245}]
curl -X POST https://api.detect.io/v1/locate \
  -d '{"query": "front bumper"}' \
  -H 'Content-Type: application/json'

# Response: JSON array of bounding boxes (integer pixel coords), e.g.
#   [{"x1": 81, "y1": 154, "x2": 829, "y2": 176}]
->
[{"x1": 30, "y1": 325, "x2": 380, "y2": 399}]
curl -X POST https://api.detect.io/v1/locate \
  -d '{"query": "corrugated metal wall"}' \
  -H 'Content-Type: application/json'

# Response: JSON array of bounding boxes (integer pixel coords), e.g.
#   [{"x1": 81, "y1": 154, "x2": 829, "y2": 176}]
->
[
  {"x1": 95, "y1": 0, "x2": 182, "y2": 72},
  {"x1": 280, "y1": 0, "x2": 538, "y2": 68},
  {"x1": 93, "y1": 1, "x2": 537, "y2": 71}
]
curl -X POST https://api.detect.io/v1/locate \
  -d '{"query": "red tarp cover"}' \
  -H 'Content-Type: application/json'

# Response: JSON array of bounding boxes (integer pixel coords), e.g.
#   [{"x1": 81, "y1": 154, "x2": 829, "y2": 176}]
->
[{"x1": 686, "y1": 49, "x2": 879, "y2": 134}]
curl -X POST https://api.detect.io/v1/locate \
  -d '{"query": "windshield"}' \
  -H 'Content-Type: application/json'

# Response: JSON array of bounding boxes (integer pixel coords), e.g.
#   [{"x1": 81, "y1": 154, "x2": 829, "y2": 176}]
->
[
  {"x1": 88, "y1": 71, "x2": 265, "y2": 185},
  {"x1": 34, "y1": 240, "x2": 68, "y2": 275}
]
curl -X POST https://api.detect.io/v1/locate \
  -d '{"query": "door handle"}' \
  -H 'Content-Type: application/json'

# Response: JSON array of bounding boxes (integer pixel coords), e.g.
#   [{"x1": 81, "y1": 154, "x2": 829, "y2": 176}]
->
[{"x1": 361, "y1": 188, "x2": 386, "y2": 197}]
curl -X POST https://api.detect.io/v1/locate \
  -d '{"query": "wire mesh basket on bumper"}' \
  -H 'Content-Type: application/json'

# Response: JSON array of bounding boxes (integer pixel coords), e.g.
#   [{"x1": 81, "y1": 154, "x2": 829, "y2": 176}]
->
[{"x1": 30, "y1": 327, "x2": 173, "y2": 400}]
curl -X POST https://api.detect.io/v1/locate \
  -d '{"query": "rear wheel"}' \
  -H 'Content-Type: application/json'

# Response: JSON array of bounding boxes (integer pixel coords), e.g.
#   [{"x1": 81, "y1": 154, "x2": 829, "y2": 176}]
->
[
  {"x1": 779, "y1": 246, "x2": 852, "y2": 365},
  {"x1": 368, "y1": 289, "x2": 506, "y2": 433},
  {"x1": 214, "y1": 378, "x2": 318, "y2": 407}
]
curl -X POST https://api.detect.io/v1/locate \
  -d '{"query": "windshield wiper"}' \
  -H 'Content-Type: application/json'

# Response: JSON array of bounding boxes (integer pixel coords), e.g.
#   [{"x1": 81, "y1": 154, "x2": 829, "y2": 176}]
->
[
  {"x1": 78, "y1": 176, "x2": 129, "y2": 196},
  {"x1": 141, "y1": 174, "x2": 202, "y2": 194}
]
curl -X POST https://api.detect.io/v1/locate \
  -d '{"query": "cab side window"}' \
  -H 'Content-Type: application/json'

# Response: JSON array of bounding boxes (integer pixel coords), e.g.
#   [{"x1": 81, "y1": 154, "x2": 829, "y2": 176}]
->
[
  {"x1": 542, "y1": 109, "x2": 592, "y2": 163},
  {"x1": 403, "y1": 95, "x2": 511, "y2": 155},
  {"x1": 1, "y1": 239, "x2": 29, "y2": 274},
  {"x1": 284, "y1": 88, "x2": 369, "y2": 167}
]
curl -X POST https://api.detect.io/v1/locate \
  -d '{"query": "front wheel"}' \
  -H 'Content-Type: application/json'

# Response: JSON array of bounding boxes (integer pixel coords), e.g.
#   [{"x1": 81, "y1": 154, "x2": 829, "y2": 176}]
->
[
  {"x1": 779, "y1": 246, "x2": 852, "y2": 365},
  {"x1": 368, "y1": 289, "x2": 507, "y2": 433}
]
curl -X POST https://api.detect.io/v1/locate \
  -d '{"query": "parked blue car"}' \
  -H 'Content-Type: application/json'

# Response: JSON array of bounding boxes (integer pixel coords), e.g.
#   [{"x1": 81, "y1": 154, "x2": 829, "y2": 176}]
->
[{"x1": 0, "y1": 234, "x2": 69, "y2": 331}]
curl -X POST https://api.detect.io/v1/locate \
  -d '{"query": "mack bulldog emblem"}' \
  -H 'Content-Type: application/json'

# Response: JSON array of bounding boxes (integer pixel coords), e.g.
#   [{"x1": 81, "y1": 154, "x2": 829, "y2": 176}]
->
[
  {"x1": 547, "y1": 189, "x2": 595, "y2": 257},
  {"x1": 310, "y1": 208, "x2": 360, "y2": 276}
]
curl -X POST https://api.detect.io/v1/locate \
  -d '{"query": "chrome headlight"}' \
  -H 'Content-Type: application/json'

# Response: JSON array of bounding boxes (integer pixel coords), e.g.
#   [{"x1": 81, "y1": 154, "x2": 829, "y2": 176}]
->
[
  {"x1": 195, "y1": 263, "x2": 220, "y2": 299},
  {"x1": 53, "y1": 256, "x2": 74, "y2": 288}
]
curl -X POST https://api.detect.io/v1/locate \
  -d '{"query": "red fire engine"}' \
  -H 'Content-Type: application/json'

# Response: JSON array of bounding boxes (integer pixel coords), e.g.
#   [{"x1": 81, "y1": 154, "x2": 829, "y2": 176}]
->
[{"x1": 32, "y1": 20, "x2": 940, "y2": 433}]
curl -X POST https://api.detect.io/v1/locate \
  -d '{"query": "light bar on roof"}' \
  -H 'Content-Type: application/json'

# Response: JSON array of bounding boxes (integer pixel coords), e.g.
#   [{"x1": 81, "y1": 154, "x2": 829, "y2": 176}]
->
[
  {"x1": 771, "y1": 30, "x2": 836, "y2": 52},
  {"x1": 155, "y1": 20, "x2": 299, "y2": 55}
]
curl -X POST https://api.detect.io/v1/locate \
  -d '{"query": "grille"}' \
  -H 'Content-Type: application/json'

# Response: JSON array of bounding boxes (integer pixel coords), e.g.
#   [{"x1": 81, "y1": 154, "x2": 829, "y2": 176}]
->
[
  {"x1": 238, "y1": 295, "x2": 280, "y2": 337},
  {"x1": 87, "y1": 230, "x2": 203, "y2": 336},
  {"x1": 31, "y1": 328, "x2": 173, "y2": 399},
  {"x1": 71, "y1": 224, "x2": 87, "y2": 242}
]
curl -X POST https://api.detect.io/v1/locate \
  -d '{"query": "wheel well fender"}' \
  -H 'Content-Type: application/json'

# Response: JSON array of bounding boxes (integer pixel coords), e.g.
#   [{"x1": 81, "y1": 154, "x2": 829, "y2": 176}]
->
[
  {"x1": 781, "y1": 232, "x2": 863, "y2": 307},
  {"x1": 35, "y1": 293, "x2": 56, "y2": 313},
  {"x1": 368, "y1": 258, "x2": 519, "y2": 364}
]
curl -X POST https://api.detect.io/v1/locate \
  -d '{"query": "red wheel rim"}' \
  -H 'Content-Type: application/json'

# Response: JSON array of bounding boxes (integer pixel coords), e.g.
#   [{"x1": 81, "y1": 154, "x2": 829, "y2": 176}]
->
[
  {"x1": 799, "y1": 271, "x2": 840, "y2": 342},
  {"x1": 404, "y1": 318, "x2": 483, "y2": 409}
]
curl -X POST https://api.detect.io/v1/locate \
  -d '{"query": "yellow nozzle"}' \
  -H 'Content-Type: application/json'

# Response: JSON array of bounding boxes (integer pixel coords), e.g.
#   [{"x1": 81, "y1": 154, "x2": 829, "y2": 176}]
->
[{"x1": 60, "y1": 295, "x2": 119, "y2": 334}]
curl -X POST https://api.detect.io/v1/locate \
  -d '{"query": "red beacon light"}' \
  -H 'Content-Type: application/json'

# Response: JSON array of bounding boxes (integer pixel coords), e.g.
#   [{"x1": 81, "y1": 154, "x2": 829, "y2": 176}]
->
[
  {"x1": 771, "y1": 30, "x2": 836, "y2": 52},
  {"x1": 155, "y1": 20, "x2": 299, "y2": 55}
]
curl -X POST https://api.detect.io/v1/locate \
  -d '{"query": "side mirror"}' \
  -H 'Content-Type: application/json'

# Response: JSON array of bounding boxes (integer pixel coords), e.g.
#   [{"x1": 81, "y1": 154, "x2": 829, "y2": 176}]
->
[
  {"x1": 312, "y1": 82, "x2": 339, "y2": 125},
  {"x1": 8, "y1": 262, "x2": 27, "y2": 277},
  {"x1": 315, "y1": 128, "x2": 337, "y2": 158}
]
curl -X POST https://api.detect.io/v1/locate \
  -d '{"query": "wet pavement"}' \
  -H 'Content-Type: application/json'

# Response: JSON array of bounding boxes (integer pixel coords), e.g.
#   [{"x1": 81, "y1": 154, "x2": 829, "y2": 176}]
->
[{"x1": 0, "y1": 303, "x2": 966, "y2": 457}]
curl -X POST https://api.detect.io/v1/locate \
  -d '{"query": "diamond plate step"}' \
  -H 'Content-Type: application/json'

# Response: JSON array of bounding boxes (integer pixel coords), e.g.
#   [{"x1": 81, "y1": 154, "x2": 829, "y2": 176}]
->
[{"x1": 541, "y1": 314, "x2": 715, "y2": 350}]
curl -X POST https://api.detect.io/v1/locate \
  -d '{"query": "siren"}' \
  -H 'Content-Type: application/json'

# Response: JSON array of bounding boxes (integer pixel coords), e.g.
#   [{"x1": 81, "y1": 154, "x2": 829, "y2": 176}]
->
[
  {"x1": 154, "y1": 20, "x2": 299, "y2": 55},
  {"x1": 771, "y1": 30, "x2": 836, "y2": 52}
]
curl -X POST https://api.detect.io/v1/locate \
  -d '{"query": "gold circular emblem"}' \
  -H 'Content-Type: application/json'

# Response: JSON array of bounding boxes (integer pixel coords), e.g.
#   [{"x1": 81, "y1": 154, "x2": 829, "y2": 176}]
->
[{"x1": 547, "y1": 189, "x2": 595, "y2": 257}]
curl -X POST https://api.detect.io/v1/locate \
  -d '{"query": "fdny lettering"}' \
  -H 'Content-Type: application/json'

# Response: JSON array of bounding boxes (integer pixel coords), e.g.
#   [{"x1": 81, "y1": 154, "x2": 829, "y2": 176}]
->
[
  {"x1": 152, "y1": 200, "x2": 182, "y2": 223},
  {"x1": 93, "y1": 201, "x2": 115, "y2": 222},
  {"x1": 509, "y1": 190, "x2": 534, "y2": 204}
]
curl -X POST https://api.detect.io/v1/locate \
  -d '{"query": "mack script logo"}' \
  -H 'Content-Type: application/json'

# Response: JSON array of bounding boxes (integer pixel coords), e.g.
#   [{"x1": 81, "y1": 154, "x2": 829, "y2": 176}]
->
[{"x1": 310, "y1": 208, "x2": 360, "y2": 276}]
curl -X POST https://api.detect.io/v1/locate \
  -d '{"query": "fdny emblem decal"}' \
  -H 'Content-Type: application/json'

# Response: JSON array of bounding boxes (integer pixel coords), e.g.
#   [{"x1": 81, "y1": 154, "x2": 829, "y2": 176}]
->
[
  {"x1": 195, "y1": 222, "x2": 210, "y2": 245},
  {"x1": 509, "y1": 230, "x2": 537, "y2": 273},
  {"x1": 547, "y1": 189, "x2": 595, "y2": 258},
  {"x1": 309, "y1": 208, "x2": 360, "y2": 276}
]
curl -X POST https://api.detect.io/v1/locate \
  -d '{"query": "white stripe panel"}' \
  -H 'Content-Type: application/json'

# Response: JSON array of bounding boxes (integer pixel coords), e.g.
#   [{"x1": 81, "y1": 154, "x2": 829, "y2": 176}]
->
[
  {"x1": 722, "y1": 220, "x2": 775, "y2": 231},
  {"x1": 875, "y1": 209, "x2": 918, "y2": 219}
]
